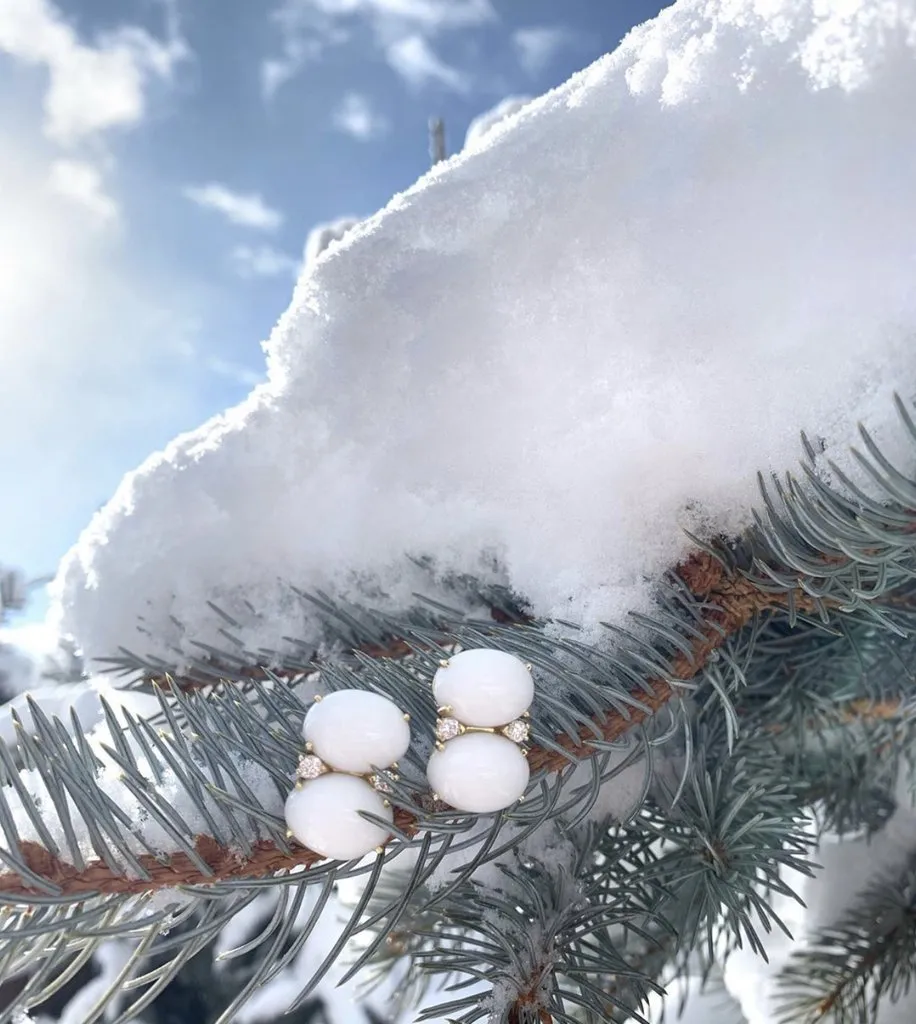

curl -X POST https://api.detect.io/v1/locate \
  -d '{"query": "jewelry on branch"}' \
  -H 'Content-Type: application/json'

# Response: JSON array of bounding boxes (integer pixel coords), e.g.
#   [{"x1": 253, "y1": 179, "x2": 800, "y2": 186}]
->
[
  {"x1": 284, "y1": 689, "x2": 411, "y2": 860},
  {"x1": 426, "y1": 648, "x2": 533, "y2": 814}
]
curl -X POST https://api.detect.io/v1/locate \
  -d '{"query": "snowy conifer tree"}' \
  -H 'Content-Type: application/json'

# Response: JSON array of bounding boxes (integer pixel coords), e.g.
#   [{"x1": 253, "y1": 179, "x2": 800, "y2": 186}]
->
[{"x1": 5, "y1": 1, "x2": 916, "y2": 1023}]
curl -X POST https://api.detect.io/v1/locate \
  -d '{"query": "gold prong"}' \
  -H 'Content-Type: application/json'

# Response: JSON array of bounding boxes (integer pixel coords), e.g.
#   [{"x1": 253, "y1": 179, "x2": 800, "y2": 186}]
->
[
  {"x1": 520, "y1": 747, "x2": 529, "y2": 757},
  {"x1": 439, "y1": 659, "x2": 450, "y2": 668},
  {"x1": 437, "y1": 705, "x2": 453, "y2": 715},
  {"x1": 295, "y1": 779, "x2": 304, "y2": 790},
  {"x1": 518, "y1": 795, "x2": 526, "y2": 803},
  {"x1": 382, "y1": 799, "x2": 391, "y2": 808},
  {"x1": 403, "y1": 712, "x2": 411, "y2": 721},
  {"x1": 432, "y1": 793, "x2": 440, "y2": 801},
  {"x1": 286, "y1": 828, "x2": 294, "y2": 839},
  {"x1": 525, "y1": 663, "x2": 532, "y2": 672},
  {"x1": 313, "y1": 694, "x2": 323, "y2": 702},
  {"x1": 522, "y1": 710, "x2": 531, "y2": 718},
  {"x1": 436, "y1": 741, "x2": 445, "y2": 751},
  {"x1": 391, "y1": 761, "x2": 399, "y2": 770},
  {"x1": 375, "y1": 846, "x2": 384, "y2": 855},
  {"x1": 305, "y1": 740, "x2": 314, "y2": 752}
]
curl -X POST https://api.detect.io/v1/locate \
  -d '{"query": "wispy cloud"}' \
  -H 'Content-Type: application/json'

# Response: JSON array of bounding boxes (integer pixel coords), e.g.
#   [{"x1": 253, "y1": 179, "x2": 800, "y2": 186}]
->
[
  {"x1": 205, "y1": 357, "x2": 264, "y2": 388},
  {"x1": 230, "y1": 244, "x2": 300, "y2": 279},
  {"x1": 0, "y1": 0, "x2": 188, "y2": 146},
  {"x1": 48, "y1": 159, "x2": 119, "y2": 223},
  {"x1": 386, "y1": 35, "x2": 469, "y2": 92},
  {"x1": 323, "y1": 0, "x2": 494, "y2": 32},
  {"x1": 262, "y1": 0, "x2": 491, "y2": 95},
  {"x1": 512, "y1": 25, "x2": 576, "y2": 76},
  {"x1": 332, "y1": 92, "x2": 388, "y2": 140},
  {"x1": 183, "y1": 183, "x2": 283, "y2": 230},
  {"x1": 261, "y1": 34, "x2": 325, "y2": 99},
  {"x1": 164, "y1": 315, "x2": 264, "y2": 387}
]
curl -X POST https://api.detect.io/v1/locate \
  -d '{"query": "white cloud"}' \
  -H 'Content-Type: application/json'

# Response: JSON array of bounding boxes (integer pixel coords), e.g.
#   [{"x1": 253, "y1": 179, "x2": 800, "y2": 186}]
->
[
  {"x1": 0, "y1": 0, "x2": 188, "y2": 146},
  {"x1": 0, "y1": 131, "x2": 210, "y2": 582},
  {"x1": 261, "y1": 34, "x2": 325, "y2": 98},
  {"x1": 263, "y1": 0, "x2": 492, "y2": 94},
  {"x1": 230, "y1": 244, "x2": 300, "y2": 279},
  {"x1": 386, "y1": 34, "x2": 469, "y2": 92},
  {"x1": 512, "y1": 26, "x2": 576, "y2": 76},
  {"x1": 332, "y1": 91, "x2": 388, "y2": 140},
  {"x1": 183, "y1": 184, "x2": 283, "y2": 231},
  {"x1": 48, "y1": 159, "x2": 118, "y2": 223},
  {"x1": 280, "y1": 0, "x2": 493, "y2": 35}
]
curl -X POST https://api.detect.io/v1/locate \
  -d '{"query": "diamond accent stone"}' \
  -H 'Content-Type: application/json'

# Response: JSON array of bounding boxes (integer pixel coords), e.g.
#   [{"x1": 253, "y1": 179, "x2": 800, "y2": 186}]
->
[
  {"x1": 502, "y1": 718, "x2": 530, "y2": 744},
  {"x1": 370, "y1": 773, "x2": 393, "y2": 793},
  {"x1": 435, "y1": 717, "x2": 462, "y2": 742},
  {"x1": 296, "y1": 754, "x2": 327, "y2": 780}
]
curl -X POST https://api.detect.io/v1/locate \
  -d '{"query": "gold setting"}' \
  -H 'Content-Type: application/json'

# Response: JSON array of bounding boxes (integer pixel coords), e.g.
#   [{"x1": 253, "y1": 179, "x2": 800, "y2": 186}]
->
[
  {"x1": 294, "y1": 752, "x2": 400, "y2": 792},
  {"x1": 433, "y1": 706, "x2": 531, "y2": 755}
]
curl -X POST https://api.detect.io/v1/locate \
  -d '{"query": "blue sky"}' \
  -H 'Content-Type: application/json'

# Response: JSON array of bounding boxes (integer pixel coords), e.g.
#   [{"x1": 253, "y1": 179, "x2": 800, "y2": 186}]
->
[{"x1": 0, "y1": 0, "x2": 664, "y2": 619}]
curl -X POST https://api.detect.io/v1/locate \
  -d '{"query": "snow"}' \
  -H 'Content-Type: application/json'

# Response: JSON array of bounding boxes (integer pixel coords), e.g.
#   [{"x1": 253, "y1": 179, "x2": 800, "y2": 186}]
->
[
  {"x1": 50, "y1": 941, "x2": 131, "y2": 1024},
  {"x1": 0, "y1": 678, "x2": 159, "y2": 748},
  {"x1": 647, "y1": 975, "x2": 743, "y2": 1023},
  {"x1": 463, "y1": 95, "x2": 532, "y2": 149},
  {"x1": 0, "y1": 620, "x2": 83, "y2": 695},
  {"x1": 52, "y1": 0, "x2": 916, "y2": 672},
  {"x1": 0, "y1": 642, "x2": 37, "y2": 697},
  {"x1": 303, "y1": 216, "x2": 360, "y2": 267},
  {"x1": 722, "y1": 773, "x2": 916, "y2": 1023},
  {"x1": 0, "y1": 690, "x2": 283, "y2": 870}
]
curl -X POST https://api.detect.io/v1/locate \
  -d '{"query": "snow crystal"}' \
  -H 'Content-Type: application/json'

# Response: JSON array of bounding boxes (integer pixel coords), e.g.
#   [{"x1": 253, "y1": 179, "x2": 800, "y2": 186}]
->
[{"x1": 52, "y1": 0, "x2": 916, "y2": 668}]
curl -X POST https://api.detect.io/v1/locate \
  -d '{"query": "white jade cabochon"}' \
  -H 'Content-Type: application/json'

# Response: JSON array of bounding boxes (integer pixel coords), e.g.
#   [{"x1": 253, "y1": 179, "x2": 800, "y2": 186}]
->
[
  {"x1": 303, "y1": 689, "x2": 410, "y2": 774},
  {"x1": 284, "y1": 773, "x2": 394, "y2": 861},
  {"x1": 426, "y1": 731, "x2": 530, "y2": 813},
  {"x1": 432, "y1": 648, "x2": 533, "y2": 727}
]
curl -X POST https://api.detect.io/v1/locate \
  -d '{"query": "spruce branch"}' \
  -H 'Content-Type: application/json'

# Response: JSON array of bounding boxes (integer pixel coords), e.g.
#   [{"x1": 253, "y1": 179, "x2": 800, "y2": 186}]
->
[
  {"x1": 0, "y1": 555, "x2": 806, "y2": 900},
  {"x1": 775, "y1": 852, "x2": 916, "y2": 1023}
]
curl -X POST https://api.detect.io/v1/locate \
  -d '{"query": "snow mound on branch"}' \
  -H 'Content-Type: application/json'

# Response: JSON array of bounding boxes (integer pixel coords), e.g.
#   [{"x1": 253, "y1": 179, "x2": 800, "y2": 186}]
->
[
  {"x1": 303, "y1": 216, "x2": 360, "y2": 267},
  {"x1": 463, "y1": 96, "x2": 532, "y2": 149},
  {"x1": 53, "y1": 0, "x2": 916, "y2": 666}
]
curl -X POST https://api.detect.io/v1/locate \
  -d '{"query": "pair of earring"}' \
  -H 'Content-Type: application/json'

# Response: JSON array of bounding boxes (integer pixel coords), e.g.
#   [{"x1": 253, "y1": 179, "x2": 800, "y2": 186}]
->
[{"x1": 284, "y1": 648, "x2": 534, "y2": 861}]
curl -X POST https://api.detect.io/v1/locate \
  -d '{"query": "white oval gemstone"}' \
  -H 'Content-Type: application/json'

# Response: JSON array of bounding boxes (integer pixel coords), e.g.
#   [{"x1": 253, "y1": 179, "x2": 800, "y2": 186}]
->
[
  {"x1": 303, "y1": 689, "x2": 410, "y2": 774},
  {"x1": 284, "y1": 774, "x2": 394, "y2": 861},
  {"x1": 426, "y1": 732, "x2": 529, "y2": 813},
  {"x1": 433, "y1": 648, "x2": 533, "y2": 727}
]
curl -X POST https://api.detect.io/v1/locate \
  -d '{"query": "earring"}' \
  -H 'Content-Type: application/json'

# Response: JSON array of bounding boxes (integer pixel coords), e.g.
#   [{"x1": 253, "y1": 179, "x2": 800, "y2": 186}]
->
[
  {"x1": 426, "y1": 648, "x2": 533, "y2": 813},
  {"x1": 284, "y1": 689, "x2": 411, "y2": 860}
]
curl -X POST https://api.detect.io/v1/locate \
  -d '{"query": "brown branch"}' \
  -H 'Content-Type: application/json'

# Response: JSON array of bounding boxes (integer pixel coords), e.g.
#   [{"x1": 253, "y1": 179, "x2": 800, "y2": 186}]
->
[
  {"x1": 0, "y1": 554, "x2": 812, "y2": 899},
  {"x1": 764, "y1": 697, "x2": 909, "y2": 736}
]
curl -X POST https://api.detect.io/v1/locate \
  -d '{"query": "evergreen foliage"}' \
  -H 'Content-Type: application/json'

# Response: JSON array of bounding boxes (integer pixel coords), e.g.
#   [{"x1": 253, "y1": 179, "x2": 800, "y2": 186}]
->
[{"x1": 4, "y1": 403, "x2": 916, "y2": 1022}]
